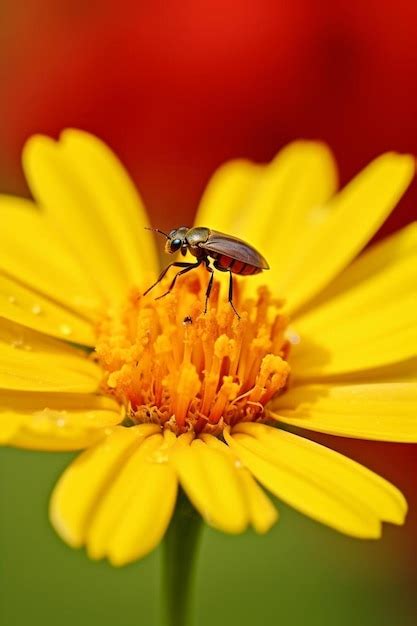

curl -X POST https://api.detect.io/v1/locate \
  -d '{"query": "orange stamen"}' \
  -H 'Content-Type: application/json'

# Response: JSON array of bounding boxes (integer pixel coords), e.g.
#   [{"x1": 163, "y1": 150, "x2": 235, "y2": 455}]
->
[{"x1": 95, "y1": 268, "x2": 290, "y2": 435}]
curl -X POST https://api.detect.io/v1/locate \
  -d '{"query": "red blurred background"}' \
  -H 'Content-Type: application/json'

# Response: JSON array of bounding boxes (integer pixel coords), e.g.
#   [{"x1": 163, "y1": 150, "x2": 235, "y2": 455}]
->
[{"x1": 0, "y1": 0, "x2": 416, "y2": 554}]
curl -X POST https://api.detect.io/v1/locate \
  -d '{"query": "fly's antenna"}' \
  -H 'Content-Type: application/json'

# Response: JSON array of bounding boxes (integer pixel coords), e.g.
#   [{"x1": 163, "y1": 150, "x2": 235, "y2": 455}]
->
[{"x1": 145, "y1": 227, "x2": 170, "y2": 239}]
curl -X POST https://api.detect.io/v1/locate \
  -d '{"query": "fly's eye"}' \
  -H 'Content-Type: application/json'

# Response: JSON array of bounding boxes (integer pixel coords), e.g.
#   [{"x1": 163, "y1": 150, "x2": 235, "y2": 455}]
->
[{"x1": 170, "y1": 238, "x2": 182, "y2": 251}]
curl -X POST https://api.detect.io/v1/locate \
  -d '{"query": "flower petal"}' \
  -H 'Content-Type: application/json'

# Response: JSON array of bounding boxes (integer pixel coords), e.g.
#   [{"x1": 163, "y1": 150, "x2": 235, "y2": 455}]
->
[
  {"x1": 0, "y1": 272, "x2": 95, "y2": 346},
  {"x1": 195, "y1": 142, "x2": 337, "y2": 299},
  {"x1": 225, "y1": 423, "x2": 407, "y2": 538},
  {"x1": 0, "y1": 318, "x2": 101, "y2": 392},
  {"x1": 22, "y1": 131, "x2": 158, "y2": 302},
  {"x1": 237, "y1": 464, "x2": 279, "y2": 534},
  {"x1": 0, "y1": 195, "x2": 101, "y2": 318},
  {"x1": 50, "y1": 424, "x2": 161, "y2": 551},
  {"x1": 172, "y1": 437, "x2": 249, "y2": 533},
  {"x1": 59, "y1": 129, "x2": 159, "y2": 287},
  {"x1": 0, "y1": 391, "x2": 121, "y2": 450},
  {"x1": 270, "y1": 382, "x2": 417, "y2": 442},
  {"x1": 196, "y1": 158, "x2": 263, "y2": 232},
  {"x1": 302, "y1": 221, "x2": 417, "y2": 313},
  {"x1": 247, "y1": 142, "x2": 338, "y2": 285},
  {"x1": 290, "y1": 253, "x2": 417, "y2": 377},
  {"x1": 85, "y1": 430, "x2": 177, "y2": 565},
  {"x1": 326, "y1": 357, "x2": 417, "y2": 384},
  {"x1": 201, "y1": 434, "x2": 278, "y2": 533},
  {"x1": 280, "y1": 153, "x2": 415, "y2": 313}
]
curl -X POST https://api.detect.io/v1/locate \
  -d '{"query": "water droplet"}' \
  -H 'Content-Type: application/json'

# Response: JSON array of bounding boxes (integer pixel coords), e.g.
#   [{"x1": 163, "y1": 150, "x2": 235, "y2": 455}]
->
[
  {"x1": 59, "y1": 324, "x2": 72, "y2": 337},
  {"x1": 234, "y1": 459, "x2": 243, "y2": 469},
  {"x1": 286, "y1": 328, "x2": 300, "y2": 345},
  {"x1": 150, "y1": 450, "x2": 169, "y2": 464},
  {"x1": 32, "y1": 409, "x2": 69, "y2": 432},
  {"x1": 10, "y1": 338, "x2": 24, "y2": 349},
  {"x1": 31, "y1": 304, "x2": 43, "y2": 315},
  {"x1": 8, "y1": 295, "x2": 16, "y2": 304},
  {"x1": 11, "y1": 338, "x2": 32, "y2": 351}
]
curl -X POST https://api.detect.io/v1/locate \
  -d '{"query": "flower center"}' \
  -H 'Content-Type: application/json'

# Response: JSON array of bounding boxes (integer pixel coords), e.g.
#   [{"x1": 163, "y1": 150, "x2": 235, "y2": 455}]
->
[{"x1": 95, "y1": 268, "x2": 291, "y2": 435}]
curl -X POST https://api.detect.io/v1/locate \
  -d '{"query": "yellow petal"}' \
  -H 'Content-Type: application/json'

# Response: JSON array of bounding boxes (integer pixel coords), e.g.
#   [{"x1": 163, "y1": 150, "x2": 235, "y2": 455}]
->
[
  {"x1": 0, "y1": 272, "x2": 95, "y2": 346},
  {"x1": 279, "y1": 153, "x2": 415, "y2": 313},
  {"x1": 1, "y1": 391, "x2": 121, "y2": 450},
  {"x1": 195, "y1": 142, "x2": 337, "y2": 299},
  {"x1": 0, "y1": 317, "x2": 101, "y2": 392},
  {"x1": 172, "y1": 437, "x2": 249, "y2": 533},
  {"x1": 22, "y1": 132, "x2": 157, "y2": 303},
  {"x1": 303, "y1": 221, "x2": 417, "y2": 313},
  {"x1": 196, "y1": 159, "x2": 262, "y2": 232},
  {"x1": 225, "y1": 423, "x2": 407, "y2": 537},
  {"x1": 50, "y1": 424, "x2": 160, "y2": 549},
  {"x1": 269, "y1": 382, "x2": 417, "y2": 442},
  {"x1": 327, "y1": 357, "x2": 417, "y2": 384},
  {"x1": 237, "y1": 466, "x2": 278, "y2": 534},
  {"x1": 201, "y1": 433, "x2": 278, "y2": 533},
  {"x1": 86, "y1": 431, "x2": 177, "y2": 565},
  {"x1": 248, "y1": 142, "x2": 338, "y2": 294},
  {"x1": 0, "y1": 194, "x2": 101, "y2": 317},
  {"x1": 59, "y1": 129, "x2": 159, "y2": 287},
  {"x1": 290, "y1": 254, "x2": 417, "y2": 377}
]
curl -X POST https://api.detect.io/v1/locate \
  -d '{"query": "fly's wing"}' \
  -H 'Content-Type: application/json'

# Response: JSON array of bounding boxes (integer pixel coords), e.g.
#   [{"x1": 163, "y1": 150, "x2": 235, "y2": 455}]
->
[{"x1": 201, "y1": 230, "x2": 269, "y2": 269}]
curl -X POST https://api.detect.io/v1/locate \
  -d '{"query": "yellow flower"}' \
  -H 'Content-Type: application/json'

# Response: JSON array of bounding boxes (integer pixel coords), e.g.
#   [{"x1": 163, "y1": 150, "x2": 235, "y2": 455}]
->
[{"x1": 1, "y1": 130, "x2": 416, "y2": 566}]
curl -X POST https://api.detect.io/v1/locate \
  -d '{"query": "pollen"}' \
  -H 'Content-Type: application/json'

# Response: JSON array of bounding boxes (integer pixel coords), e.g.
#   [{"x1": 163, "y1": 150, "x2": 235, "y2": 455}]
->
[{"x1": 95, "y1": 269, "x2": 291, "y2": 435}]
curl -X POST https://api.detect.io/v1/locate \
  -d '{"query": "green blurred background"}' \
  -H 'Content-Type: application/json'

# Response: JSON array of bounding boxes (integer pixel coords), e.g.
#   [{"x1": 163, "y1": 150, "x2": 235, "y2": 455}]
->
[{"x1": 1, "y1": 1, "x2": 417, "y2": 624}]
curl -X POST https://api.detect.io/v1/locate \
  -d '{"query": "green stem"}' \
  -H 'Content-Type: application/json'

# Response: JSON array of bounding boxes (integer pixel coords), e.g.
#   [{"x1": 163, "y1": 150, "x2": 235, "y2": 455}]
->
[{"x1": 162, "y1": 491, "x2": 203, "y2": 626}]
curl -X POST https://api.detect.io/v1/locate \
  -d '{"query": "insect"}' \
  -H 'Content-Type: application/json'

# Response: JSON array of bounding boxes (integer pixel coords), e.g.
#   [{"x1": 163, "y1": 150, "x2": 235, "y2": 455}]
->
[{"x1": 143, "y1": 226, "x2": 269, "y2": 318}]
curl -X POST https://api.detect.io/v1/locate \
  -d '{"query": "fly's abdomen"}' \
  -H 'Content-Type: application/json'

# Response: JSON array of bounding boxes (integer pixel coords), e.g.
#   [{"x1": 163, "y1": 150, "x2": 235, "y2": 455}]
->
[{"x1": 216, "y1": 254, "x2": 261, "y2": 275}]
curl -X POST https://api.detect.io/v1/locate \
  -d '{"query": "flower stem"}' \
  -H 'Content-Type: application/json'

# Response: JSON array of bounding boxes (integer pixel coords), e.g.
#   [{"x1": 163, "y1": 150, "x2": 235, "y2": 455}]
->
[{"x1": 162, "y1": 490, "x2": 203, "y2": 626}]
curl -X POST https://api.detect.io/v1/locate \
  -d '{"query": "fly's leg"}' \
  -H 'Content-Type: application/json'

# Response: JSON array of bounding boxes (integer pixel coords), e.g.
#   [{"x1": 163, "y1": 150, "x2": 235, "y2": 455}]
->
[
  {"x1": 228, "y1": 271, "x2": 241, "y2": 319},
  {"x1": 143, "y1": 262, "x2": 195, "y2": 296},
  {"x1": 204, "y1": 261, "x2": 214, "y2": 314},
  {"x1": 155, "y1": 261, "x2": 201, "y2": 300}
]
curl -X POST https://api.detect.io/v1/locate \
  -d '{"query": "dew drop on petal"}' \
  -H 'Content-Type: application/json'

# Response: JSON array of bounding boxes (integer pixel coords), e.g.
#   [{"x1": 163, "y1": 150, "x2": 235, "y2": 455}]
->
[
  {"x1": 10, "y1": 338, "x2": 24, "y2": 349},
  {"x1": 150, "y1": 450, "x2": 169, "y2": 464},
  {"x1": 31, "y1": 304, "x2": 43, "y2": 315},
  {"x1": 59, "y1": 324, "x2": 72, "y2": 337},
  {"x1": 32, "y1": 409, "x2": 69, "y2": 433},
  {"x1": 286, "y1": 328, "x2": 300, "y2": 345}
]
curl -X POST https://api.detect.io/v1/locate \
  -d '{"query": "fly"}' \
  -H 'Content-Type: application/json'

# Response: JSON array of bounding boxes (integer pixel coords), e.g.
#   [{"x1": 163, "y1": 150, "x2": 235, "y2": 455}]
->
[{"x1": 143, "y1": 226, "x2": 269, "y2": 318}]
